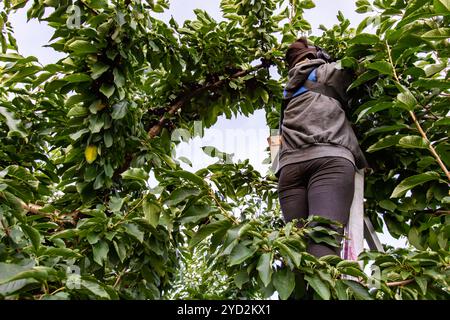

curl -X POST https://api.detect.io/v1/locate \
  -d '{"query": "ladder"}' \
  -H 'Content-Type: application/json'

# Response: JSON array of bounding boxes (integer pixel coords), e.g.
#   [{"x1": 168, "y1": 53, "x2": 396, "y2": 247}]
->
[{"x1": 269, "y1": 133, "x2": 384, "y2": 260}]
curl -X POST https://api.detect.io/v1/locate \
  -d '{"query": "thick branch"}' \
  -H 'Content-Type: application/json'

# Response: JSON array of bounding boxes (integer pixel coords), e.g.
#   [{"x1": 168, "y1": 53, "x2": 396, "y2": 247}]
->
[
  {"x1": 148, "y1": 62, "x2": 271, "y2": 138},
  {"x1": 386, "y1": 279, "x2": 414, "y2": 287},
  {"x1": 22, "y1": 202, "x2": 49, "y2": 216},
  {"x1": 20, "y1": 201, "x2": 76, "y2": 225}
]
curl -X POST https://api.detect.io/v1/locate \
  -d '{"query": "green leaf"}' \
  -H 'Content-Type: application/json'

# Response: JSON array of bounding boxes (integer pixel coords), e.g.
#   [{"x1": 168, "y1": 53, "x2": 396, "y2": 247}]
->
[
  {"x1": 123, "y1": 223, "x2": 144, "y2": 243},
  {"x1": 66, "y1": 94, "x2": 87, "y2": 107},
  {"x1": 421, "y1": 28, "x2": 450, "y2": 40},
  {"x1": 342, "y1": 279, "x2": 373, "y2": 300},
  {"x1": 68, "y1": 40, "x2": 98, "y2": 54},
  {"x1": 340, "y1": 267, "x2": 367, "y2": 280},
  {"x1": 99, "y1": 83, "x2": 115, "y2": 98},
  {"x1": 92, "y1": 241, "x2": 109, "y2": 266},
  {"x1": 273, "y1": 268, "x2": 295, "y2": 300},
  {"x1": 366, "y1": 61, "x2": 393, "y2": 75},
  {"x1": 108, "y1": 196, "x2": 124, "y2": 213},
  {"x1": 113, "y1": 240, "x2": 127, "y2": 263},
  {"x1": 275, "y1": 241, "x2": 302, "y2": 267},
  {"x1": 414, "y1": 78, "x2": 450, "y2": 90},
  {"x1": 1, "y1": 268, "x2": 48, "y2": 284},
  {"x1": 6, "y1": 166, "x2": 39, "y2": 189},
  {"x1": 228, "y1": 243, "x2": 257, "y2": 266},
  {"x1": 4, "y1": 66, "x2": 41, "y2": 84},
  {"x1": 257, "y1": 88, "x2": 269, "y2": 103},
  {"x1": 63, "y1": 73, "x2": 92, "y2": 83},
  {"x1": 349, "y1": 33, "x2": 380, "y2": 44},
  {"x1": 164, "y1": 187, "x2": 201, "y2": 206},
  {"x1": 0, "y1": 107, "x2": 27, "y2": 138},
  {"x1": 43, "y1": 247, "x2": 82, "y2": 259},
  {"x1": 336, "y1": 260, "x2": 361, "y2": 269},
  {"x1": 81, "y1": 279, "x2": 110, "y2": 299},
  {"x1": 0, "y1": 262, "x2": 35, "y2": 295},
  {"x1": 365, "y1": 124, "x2": 409, "y2": 137},
  {"x1": 143, "y1": 199, "x2": 161, "y2": 228},
  {"x1": 356, "y1": 102, "x2": 392, "y2": 122},
  {"x1": 180, "y1": 203, "x2": 213, "y2": 224},
  {"x1": 169, "y1": 170, "x2": 207, "y2": 188},
  {"x1": 21, "y1": 224, "x2": 41, "y2": 251},
  {"x1": 379, "y1": 199, "x2": 397, "y2": 211},
  {"x1": 89, "y1": 116, "x2": 104, "y2": 133},
  {"x1": 396, "y1": 88, "x2": 418, "y2": 111},
  {"x1": 319, "y1": 255, "x2": 342, "y2": 265},
  {"x1": 178, "y1": 156, "x2": 193, "y2": 167},
  {"x1": 111, "y1": 101, "x2": 128, "y2": 120},
  {"x1": 435, "y1": 142, "x2": 450, "y2": 167},
  {"x1": 408, "y1": 227, "x2": 424, "y2": 250},
  {"x1": 67, "y1": 106, "x2": 88, "y2": 118},
  {"x1": 367, "y1": 134, "x2": 407, "y2": 152},
  {"x1": 335, "y1": 280, "x2": 349, "y2": 300},
  {"x1": 70, "y1": 129, "x2": 89, "y2": 141},
  {"x1": 424, "y1": 62, "x2": 446, "y2": 77},
  {"x1": 91, "y1": 62, "x2": 109, "y2": 80},
  {"x1": 2, "y1": 191, "x2": 26, "y2": 222},
  {"x1": 347, "y1": 70, "x2": 378, "y2": 91},
  {"x1": 398, "y1": 135, "x2": 429, "y2": 149},
  {"x1": 121, "y1": 168, "x2": 149, "y2": 182},
  {"x1": 234, "y1": 270, "x2": 249, "y2": 289},
  {"x1": 300, "y1": 0, "x2": 315, "y2": 9},
  {"x1": 49, "y1": 229, "x2": 78, "y2": 240},
  {"x1": 84, "y1": 166, "x2": 97, "y2": 182},
  {"x1": 189, "y1": 219, "x2": 232, "y2": 247},
  {"x1": 391, "y1": 171, "x2": 440, "y2": 198},
  {"x1": 0, "y1": 53, "x2": 26, "y2": 62},
  {"x1": 415, "y1": 276, "x2": 427, "y2": 295},
  {"x1": 256, "y1": 252, "x2": 273, "y2": 287},
  {"x1": 434, "y1": 0, "x2": 450, "y2": 13},
  {"x1": 103, "y1": 131, "x2": 113, "y2": 148},
  {"x1": 85, "y1": 0, "x2": 108, "y2": 9},
  {"x1": 113, "y1": 68, "x2": 125, "y2": 88},
  {"x1": 304, "y1": 274, "x2": 330, "y2": 300}
]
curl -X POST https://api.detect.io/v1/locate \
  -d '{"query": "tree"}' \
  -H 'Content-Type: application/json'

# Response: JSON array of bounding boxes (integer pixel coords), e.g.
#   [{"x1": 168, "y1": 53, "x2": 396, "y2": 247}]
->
[{"x1": 0, "y1": 0, "x2": 448, "y2": 300}]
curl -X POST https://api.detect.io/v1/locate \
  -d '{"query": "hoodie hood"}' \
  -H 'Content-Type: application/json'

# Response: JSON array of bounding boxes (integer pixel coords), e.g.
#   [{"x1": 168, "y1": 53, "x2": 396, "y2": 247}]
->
[{"x1": 284, "y1": 58, "x2": 326, "y2": 99}]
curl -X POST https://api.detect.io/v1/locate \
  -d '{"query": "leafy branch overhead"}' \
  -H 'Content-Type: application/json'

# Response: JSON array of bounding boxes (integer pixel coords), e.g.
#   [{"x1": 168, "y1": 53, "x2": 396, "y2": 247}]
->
[{"x1": 0, "y1": 0, "x2": 448, "y2": 300}]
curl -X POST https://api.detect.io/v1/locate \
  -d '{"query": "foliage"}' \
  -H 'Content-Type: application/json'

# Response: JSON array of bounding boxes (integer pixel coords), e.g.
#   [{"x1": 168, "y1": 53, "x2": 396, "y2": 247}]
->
[{"x1": 0, "y1": 0, "x2": 448, "y2": 300}]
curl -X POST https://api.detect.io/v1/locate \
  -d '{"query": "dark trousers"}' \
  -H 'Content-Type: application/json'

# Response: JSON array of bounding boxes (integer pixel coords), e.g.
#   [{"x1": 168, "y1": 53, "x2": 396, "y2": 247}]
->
[{"x1": 278, "y1": 157, "x2": 355, "y2": 257}]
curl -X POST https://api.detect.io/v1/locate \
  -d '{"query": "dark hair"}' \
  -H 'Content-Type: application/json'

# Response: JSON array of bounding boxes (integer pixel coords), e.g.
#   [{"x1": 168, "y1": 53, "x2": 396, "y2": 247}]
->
[{"x1": 285, "y1": 37, "x2": 317, "y2": 71}]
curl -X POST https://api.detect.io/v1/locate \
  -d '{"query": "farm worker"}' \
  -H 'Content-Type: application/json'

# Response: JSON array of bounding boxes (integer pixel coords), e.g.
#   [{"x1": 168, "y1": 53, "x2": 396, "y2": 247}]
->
[{"x1": 271, "y1": 38, "x2": 369, "y2": 257}]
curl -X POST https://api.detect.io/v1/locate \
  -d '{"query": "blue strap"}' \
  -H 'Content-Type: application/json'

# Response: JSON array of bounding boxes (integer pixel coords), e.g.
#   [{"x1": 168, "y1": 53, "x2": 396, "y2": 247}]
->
[{"x1": 283, "y1": 68, "x2": 317, "y2": 98}]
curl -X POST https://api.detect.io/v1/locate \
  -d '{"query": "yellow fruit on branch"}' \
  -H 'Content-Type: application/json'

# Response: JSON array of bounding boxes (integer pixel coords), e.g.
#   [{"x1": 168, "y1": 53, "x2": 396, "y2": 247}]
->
[{"x1": 85, "y1": 145, "x2": 98, "y2": 164}]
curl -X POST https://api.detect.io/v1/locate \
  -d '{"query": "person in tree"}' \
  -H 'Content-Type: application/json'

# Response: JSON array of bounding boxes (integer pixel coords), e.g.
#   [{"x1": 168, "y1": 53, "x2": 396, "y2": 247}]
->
[{"x1": 272, "y1": 37, "x2": 369, "y2": 257}]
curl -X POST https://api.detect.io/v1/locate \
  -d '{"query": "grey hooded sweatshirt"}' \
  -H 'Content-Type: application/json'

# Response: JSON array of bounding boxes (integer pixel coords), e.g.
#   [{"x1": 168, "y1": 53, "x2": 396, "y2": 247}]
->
[{"x1": 272, "y1": 58, "x2": 369, "y2": 177}]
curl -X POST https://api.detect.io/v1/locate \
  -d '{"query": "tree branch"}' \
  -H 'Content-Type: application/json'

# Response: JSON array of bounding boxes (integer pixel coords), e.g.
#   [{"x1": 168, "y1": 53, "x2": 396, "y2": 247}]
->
[
  {"x1": 385, "y1": 41, "x2": 450, "y2": 182},
  {"x1": 408, "y1": 110, "x2": 450, "y2": 181},
  {"x1": 386, "y1": 279, "x2": 414, "y2": 287},
  {"x1": 20, "y1": 201, "x2": 77, "y2": 226},
  {"x1": 0, "y1": 218, "x2": 11, "y2": 238},
  {"x1": 148, "y1": 61, "x2": 272, "y2": 138}
]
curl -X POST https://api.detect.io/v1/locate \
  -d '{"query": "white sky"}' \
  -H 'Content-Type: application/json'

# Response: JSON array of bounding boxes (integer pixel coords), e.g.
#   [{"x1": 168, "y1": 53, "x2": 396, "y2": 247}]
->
[{"x1": 8, "y1": 0, "x2": 407, "y2": 248}]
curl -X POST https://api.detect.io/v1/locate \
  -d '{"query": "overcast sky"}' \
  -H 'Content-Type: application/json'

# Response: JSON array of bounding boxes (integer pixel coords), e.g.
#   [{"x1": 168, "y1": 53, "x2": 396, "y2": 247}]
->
[{"x1": 8, "y1": 1, "x2": 407, "y2": 248}]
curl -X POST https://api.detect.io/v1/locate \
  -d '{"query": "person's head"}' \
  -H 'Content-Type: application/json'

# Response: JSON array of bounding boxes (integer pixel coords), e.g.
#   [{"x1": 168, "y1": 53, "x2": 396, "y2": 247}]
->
[{"x1": 285, "y1": 37, "x2": 318, "y2": 71}]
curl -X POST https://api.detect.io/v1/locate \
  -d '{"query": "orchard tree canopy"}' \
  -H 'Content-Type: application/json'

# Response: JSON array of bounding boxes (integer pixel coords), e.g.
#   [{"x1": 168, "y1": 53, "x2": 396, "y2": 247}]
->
[{"x1": 0, "y1": 0, "x2": 449, "y2": 300}]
